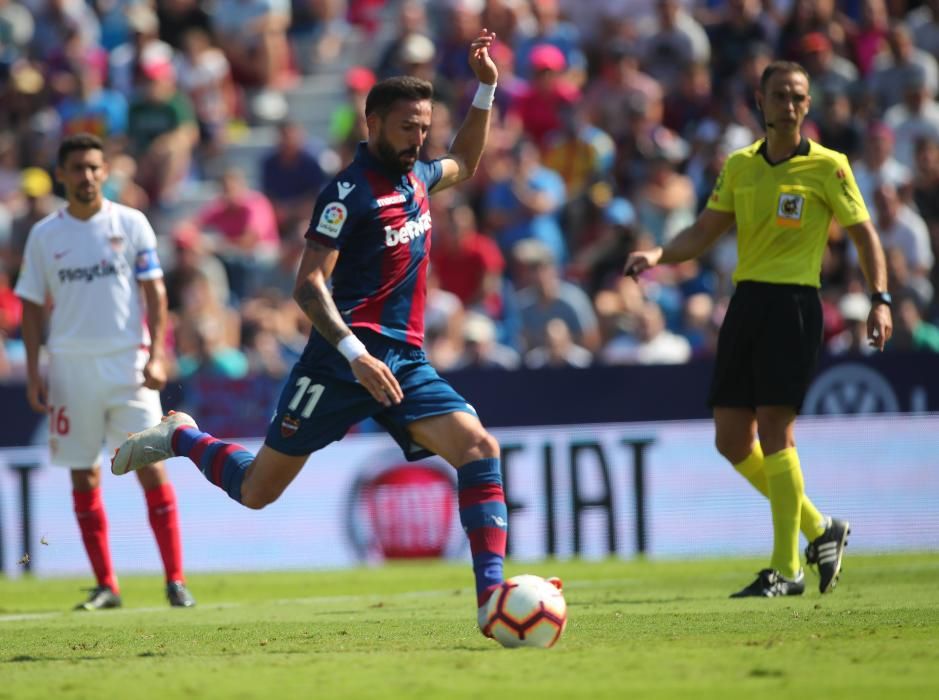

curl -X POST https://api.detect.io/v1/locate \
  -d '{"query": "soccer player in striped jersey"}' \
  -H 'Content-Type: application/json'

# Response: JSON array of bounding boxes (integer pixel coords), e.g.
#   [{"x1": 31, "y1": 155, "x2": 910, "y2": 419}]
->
[
  {"x1": 625, "y1": 61, "x2": 893, "y2": 597},
  {"x1": 113, "y1": 31, "x2": 518, "y2": 634},
  {"x1": 16, "y1": 134, "x2": 195, "y2": 610}
]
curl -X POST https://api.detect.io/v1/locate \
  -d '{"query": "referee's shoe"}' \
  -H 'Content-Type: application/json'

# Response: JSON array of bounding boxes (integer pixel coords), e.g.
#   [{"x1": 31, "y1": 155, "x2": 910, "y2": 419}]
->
[
  {"x1": 805, "y1": 517, "x2": 850, "y2": 594},
  {"x1": 730, "y1": 569, "x2": 805, "y2": 598}
]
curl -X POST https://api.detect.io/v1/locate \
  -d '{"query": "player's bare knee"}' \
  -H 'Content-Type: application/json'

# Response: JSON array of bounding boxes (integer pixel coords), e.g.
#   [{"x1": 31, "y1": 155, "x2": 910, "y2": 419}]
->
[
  {"x1": 135, "y1": 462, "x2": 167, "y2": 490},
  {"x1": 481, "y1": 432, "x2": 500, "y2": 459},
  {"x1": 240, "y1": 490, "x2": 271, "y2": 510},
  {"x1": 71, "y1": 468, "x2": 100, "y2": 491},
  {"x1": 715, "y1": 432, "x2": 750, "y2": 464},
  {"x1": 240, "y1": 483, "x2": 282, "y2": 510},
  {"x1": 463, "y1": 430, "x2": 500, "y2": 463}
]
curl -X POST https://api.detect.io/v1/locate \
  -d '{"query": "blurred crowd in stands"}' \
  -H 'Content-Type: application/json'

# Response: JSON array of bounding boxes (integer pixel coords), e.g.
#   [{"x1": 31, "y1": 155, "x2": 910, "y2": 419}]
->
[{"x1": 3, "y1": 0, "x2": 939, "y2": 385}]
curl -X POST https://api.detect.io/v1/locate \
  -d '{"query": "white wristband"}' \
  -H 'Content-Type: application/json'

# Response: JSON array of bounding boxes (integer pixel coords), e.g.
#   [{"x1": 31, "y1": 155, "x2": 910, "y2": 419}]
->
[
  {"x1": 472, "y1": 82, "x2": 497, "y2": 111},
  {"x1": 337, "y1": 334, "x2": 367, "y2": 363}
]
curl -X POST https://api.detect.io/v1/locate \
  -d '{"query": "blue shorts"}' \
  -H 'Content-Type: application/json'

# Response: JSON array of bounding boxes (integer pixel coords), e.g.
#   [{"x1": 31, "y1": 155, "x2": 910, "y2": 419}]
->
[{"x1": 265, "y1": 329, "x2": 476, "y2": 460}]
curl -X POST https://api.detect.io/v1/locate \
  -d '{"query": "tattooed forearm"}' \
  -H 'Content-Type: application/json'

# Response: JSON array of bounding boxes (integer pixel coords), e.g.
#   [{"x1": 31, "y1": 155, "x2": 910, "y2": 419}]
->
[{"x1": 294, "y1": 278, "x2": 352, "y2": 346}]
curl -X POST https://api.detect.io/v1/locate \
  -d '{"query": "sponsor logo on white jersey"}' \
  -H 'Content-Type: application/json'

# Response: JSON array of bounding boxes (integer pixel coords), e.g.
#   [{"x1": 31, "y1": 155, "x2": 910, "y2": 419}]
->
[
  {"x1": 57, "y1": 258, "x2": 126, "y2": 284},
  {"x1": 376, "y1": 193, "x2": 407, "y2": 207},
  {"x1": 316, "y1": 202, "x2": 348, "y2": 238},
  {"x1": 384, "y1": 211, "x2": 432, "y2": 247},
  {"x1": 337, "y1": 181, "x2": 356, "y2": 200}
]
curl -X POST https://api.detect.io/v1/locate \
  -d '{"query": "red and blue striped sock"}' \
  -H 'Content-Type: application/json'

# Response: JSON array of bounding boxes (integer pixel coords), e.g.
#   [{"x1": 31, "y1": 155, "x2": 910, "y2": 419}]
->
[
  {"x1": 171, "y1": 426, "x2": 254, "y2": 503},
  {"x1": 457, "y1": 457, "x2": 507, "y2": 606}
]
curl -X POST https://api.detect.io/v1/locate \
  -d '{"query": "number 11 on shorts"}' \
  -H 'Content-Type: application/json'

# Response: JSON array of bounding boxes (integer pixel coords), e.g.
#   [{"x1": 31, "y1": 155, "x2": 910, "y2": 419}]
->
[{"x1": 287, "y1": 377, "x2": 325, "y2": 418}]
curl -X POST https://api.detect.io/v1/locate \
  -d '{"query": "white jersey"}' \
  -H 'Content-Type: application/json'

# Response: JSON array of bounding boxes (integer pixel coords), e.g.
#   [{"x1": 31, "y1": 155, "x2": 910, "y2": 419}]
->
[{"x1": 15, "y1": 200, "x2": 163, "y2": 355}]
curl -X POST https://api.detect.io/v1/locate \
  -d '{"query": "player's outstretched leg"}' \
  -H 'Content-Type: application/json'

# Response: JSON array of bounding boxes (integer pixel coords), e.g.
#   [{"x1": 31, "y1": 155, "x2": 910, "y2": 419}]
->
[
  {"x1": 456, "y1": 457, "x2": 508, "y2": 635},
  {"x1": 804, "y1": 517, "x2": 850, "y2": 594},
  {"x1": 113, "y1": 412, "x2": 256, "y2": 504}
]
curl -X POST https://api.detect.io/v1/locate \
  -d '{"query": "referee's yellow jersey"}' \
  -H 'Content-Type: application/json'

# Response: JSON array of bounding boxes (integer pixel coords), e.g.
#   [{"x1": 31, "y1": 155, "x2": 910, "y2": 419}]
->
[{"x1": 706, "y1": 138, "x2": 870, "y2": 287}]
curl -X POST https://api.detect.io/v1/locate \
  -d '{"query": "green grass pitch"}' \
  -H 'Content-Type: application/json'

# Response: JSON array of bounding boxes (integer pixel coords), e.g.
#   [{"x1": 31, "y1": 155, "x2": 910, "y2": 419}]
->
[{"x1": 1, "y1": 553, "x2": 937, "y2": 699}]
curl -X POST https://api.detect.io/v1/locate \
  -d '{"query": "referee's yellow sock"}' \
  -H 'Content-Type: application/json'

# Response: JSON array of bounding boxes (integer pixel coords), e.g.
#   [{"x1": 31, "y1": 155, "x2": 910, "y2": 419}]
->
[
  {"x1": 733, "y1": 443, "x2": 827, "y2": 541},
  {"x1": 764, "y1": 447, "x2": 805, "y2": 579}
]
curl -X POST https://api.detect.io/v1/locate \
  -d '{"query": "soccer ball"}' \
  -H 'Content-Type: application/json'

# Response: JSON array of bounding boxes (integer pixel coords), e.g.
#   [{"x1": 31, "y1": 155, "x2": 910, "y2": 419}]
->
[{"x1": 483, "y1": 574, "x2": 567, "y2": 648}]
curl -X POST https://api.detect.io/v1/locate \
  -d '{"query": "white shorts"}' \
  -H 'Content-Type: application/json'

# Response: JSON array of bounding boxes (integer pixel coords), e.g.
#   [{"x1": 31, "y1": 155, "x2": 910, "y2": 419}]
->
[{"x1": 47, "y1": 348, "x2": 163, "y2": 468}]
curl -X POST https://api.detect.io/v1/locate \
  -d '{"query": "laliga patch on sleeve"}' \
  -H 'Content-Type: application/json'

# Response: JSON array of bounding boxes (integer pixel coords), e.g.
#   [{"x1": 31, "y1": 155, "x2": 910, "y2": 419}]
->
[
  {"x1": 134, "y1": 248, "x2": 161, "y2": 274},
  {"x1": 316, "y1": 202, "x2": 348, "y2": 238}
]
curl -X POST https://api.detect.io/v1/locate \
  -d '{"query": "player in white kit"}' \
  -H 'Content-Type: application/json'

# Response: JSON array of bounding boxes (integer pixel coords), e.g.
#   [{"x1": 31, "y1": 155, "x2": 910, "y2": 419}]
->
[{"x1": 15, "y1": 134, "x2": 195, "y2": 610}]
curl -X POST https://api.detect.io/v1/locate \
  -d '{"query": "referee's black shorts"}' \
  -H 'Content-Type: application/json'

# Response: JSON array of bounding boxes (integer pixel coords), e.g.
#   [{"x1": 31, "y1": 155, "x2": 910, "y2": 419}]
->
[{"x1": 708, "y1": 281, "x2": 823, "y2": 412}]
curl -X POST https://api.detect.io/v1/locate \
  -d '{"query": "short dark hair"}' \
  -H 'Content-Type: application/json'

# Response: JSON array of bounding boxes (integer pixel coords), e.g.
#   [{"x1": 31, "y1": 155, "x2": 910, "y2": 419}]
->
[
  {"x1": 57, "y1": 133, "x2": 105, "y2": 166},
  {"x1": 364, "y1": 76, "x2": 434, "y2": 118},
  {"x1": 760, "y1": 60, "x2": 810, "y2": 93}
]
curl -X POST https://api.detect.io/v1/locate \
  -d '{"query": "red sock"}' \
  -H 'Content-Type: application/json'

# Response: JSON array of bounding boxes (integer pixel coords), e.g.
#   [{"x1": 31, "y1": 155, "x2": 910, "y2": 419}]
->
[
  {"x1": 72, "y1": 488, "x2": 118, "y2": 593},
  {"x1": 145, "y1": 482, "x2": 184, "y2": 583}
]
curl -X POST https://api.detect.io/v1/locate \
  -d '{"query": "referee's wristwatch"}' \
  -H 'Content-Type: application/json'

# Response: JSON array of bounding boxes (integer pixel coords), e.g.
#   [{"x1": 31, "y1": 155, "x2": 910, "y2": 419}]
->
[{"x1": 870, "y1": 291, "x2": 893, "y2": 308}]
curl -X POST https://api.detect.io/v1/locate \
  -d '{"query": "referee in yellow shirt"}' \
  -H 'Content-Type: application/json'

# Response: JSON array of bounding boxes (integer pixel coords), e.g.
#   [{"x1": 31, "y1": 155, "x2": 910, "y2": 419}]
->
[{"x1": 624, "y1": 61, "x2": 893, "y2": 597}]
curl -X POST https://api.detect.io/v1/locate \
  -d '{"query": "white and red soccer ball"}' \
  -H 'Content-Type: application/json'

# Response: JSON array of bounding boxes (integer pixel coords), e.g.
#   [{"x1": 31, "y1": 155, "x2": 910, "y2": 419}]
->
[{"x1": 483, "y1": 574, "x2": 568, "y2": 648}]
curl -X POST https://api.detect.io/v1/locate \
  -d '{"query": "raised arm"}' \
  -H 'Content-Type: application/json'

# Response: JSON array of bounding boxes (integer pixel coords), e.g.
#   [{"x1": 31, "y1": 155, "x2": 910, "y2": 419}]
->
[
  {"x1": 845, "y1": 219, "x2": 893, "y2": 350},
  {"x1": 624, "y1": 208, "x2": 736, "y2": 277},
  {"x1": 292, "y1": 240, "x2": 403, "y2": 406},
  {"x1": 432, "y1": 30, "x2": 499, "y2": 193}
]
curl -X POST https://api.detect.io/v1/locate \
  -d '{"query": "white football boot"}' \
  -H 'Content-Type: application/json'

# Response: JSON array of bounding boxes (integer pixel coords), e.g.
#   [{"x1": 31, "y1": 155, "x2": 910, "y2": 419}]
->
[{"x1": 111, "y1": 411, "x2": 197, "y2": 475}]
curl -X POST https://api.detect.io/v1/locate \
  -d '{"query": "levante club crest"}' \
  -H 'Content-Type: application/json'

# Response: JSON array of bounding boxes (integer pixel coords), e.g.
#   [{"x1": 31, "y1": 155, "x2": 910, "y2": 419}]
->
[{"x1": 280, "y1": 415, "x2": 300, "y2": 438}]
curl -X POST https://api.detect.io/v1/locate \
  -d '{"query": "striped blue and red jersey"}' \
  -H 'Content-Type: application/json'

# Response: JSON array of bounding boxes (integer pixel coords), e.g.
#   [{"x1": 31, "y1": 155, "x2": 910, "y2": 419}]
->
[{"x1": 305, "y1": 142, "x2": 443, "y2": 347}]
